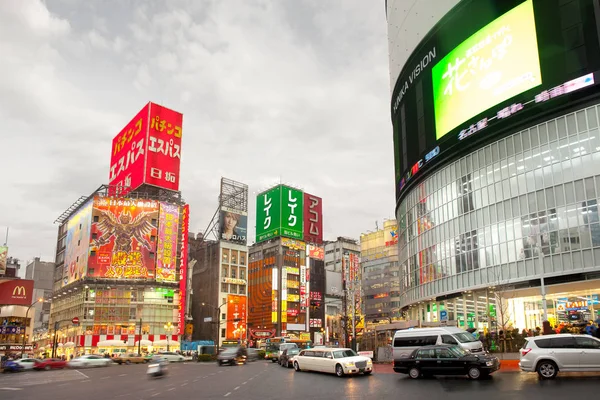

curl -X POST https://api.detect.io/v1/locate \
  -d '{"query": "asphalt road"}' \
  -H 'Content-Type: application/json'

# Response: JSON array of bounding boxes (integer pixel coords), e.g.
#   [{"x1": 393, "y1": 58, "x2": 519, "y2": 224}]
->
[{"x1": 1, "y1": 361, "x2": 600, "y2": 400}]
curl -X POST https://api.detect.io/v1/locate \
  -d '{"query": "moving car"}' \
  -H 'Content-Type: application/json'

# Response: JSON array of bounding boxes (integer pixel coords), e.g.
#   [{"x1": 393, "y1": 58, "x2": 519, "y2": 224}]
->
[
  {"x1": 114, "y1": 353, "x2": 145, "y2": 365},
  {"x1": 293, "y1": 348, "x2": 373, "y2": 377},
  {"x1": 13, "y1": 358, "x2": 41, "y2": 370},
  {"x1": 2, "y1": 360, "x2": 24, "y2": 373},
  {"x1": 519, "y1": 333, "x2": 600, "y2": 379},
  {"x1": 157, "y1": 351, "x2": 185, "y2": 363},
  {"x1": 393, "y1": 345, "x2": 500, "y2": 380},
  {"x1": 68, "y1": 355, "x2": 113, "y2": 368},
  {"x1": 392, "y1": 327, "x2": 486, "y2": 359},
  {"x1": 34, "y1": 358, "x2": 68, "y2": 371},
  {"x1": 217, "y1": 347, "x2": 246, "y2": 366},
  {"x1": 279, "y1": 348, "x2": 300, "y2": 368}
]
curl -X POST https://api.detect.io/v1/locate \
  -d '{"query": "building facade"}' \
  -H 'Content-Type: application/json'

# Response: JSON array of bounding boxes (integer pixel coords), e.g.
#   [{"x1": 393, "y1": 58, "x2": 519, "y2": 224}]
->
[
  {"x1": 388, "y1": 0, "x2": 600, "y2": 332},
  {"x1": 25, "y1": 258, "x2": 54, "y2": 333}
]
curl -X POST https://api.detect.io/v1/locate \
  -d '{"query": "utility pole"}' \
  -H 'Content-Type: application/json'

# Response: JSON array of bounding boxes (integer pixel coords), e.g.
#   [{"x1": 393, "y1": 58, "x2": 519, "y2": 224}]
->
[{"x1": 137, "y1": 318, "x2": 142, "y2": 355}]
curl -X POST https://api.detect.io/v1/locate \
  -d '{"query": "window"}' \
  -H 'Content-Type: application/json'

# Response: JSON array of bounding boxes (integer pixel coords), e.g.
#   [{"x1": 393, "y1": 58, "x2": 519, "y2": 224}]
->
[
  {"x1": 221, "y1": 328, "x2": 226, "y2": 338},
  {"x1": 536, "y1": 337, "x2": 576, "y2": 348},
  {"x1": 221, "y1": 283, "x2": 228, "y2": 293},
  {"x1": 436, "y1": 348, "x2": 455, "y2": 358},
  {"x1": 575, "y1": 336, "x2": 600, "y2": 349},
  {"x1": 393, "y1": 335, "x2": 437, "y2": 347},
  {"x1": 416, "y1": 348, "x2": 435, "y2": 358},
  {"x1": 441, "y1": 335, "x2": 458, "y2": 345}
]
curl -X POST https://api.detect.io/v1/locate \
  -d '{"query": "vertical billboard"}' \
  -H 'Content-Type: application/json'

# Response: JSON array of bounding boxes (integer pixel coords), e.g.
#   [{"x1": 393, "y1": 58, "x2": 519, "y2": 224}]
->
[
  {"x1": 0, "y1": 246, "x2": 7, "y2": 275},
  {"x1": 156, "y1": 202, "x2": 180, "y2": 282},
  {"x1": 219, "y1": 208, "x2": 248, "y2": 245},
  {"x1": 88, "y1": 197, "x2": 158, "y2": 279},
  {"x1": 281, "y1": 186, "x2": 303, "y2": 239},
  {"x1": 178, "y1": 204, "x2": 189, "y2": 335},
  {"x1": 226, "y1": 294, "x2": 247, "y2": 340},
  {"x1": 109, "y1": 102, "x2": 183, "y2": 194},
  {"x1": 63, "y1": 199, "x2": 93, "y2": 286},
  {"x1": 303, "y1": 193, "x2": 323, "y2": 244},
  {"x1": 256, "y1": 186, "x2": 282, "y2": 243}
]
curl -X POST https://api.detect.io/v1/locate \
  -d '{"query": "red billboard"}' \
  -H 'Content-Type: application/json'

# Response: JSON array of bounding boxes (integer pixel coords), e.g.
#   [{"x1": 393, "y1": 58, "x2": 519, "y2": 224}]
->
[
  {"x1": 226, "y1": 294, "x2": 247, "y2": 340},
  {"x1": 0, "y1": 279, "x2": 34, "y2": 306},
  {"x1": 109, "y1": 102, "x2": 183, "y2": 194},
  {"x1": 178, "y1": 204, "x2": 189, "y2": 336},
  {"x1": 303, "y1": 193, "x2": 323, "y2": 244},
  {"x1": 88, "y1": 197, "x2": 159, "y2": 279}
]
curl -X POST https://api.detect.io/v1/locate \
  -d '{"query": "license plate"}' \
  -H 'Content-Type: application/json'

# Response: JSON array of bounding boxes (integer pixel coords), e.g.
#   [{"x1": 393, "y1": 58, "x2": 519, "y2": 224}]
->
[
  {"x1": 359, "y1": 368, "x2": 364, "y2": 372},
  {"x1": 148, "y1": 366, "x2": 159, "y2": 373}
]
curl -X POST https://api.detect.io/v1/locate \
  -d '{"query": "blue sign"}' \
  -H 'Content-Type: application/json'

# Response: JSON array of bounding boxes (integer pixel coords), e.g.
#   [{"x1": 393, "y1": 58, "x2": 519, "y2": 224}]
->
[
  {"x1": 0, "y1": 326, "x2": 23, "y2": 335},
  {"x1": 440, "y1": 310, "x2": 448, "y2": 321}
]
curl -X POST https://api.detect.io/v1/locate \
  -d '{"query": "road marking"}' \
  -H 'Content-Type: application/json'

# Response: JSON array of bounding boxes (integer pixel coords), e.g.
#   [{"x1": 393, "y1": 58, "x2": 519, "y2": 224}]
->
[
  {"x1": 80, "y1": 380, "x2": 90, "y2": 383},
  {"x1": 242, "y1": 382, "x2": 247, "y2": 385},
  {"x1": 75, "y1": 370, "x2": 89, "y2": 379},
  {"x1": 58, "y1": 383, "x2": 70, "y2": 387},
  {"x1": 0, "y1": 388, "x2": 23, "y2": 391},
  {"x1": 151, "y1": 393, "x2": 161, "y2": 397},
  {"x1": 100, "y1": 376, "x2": 111, "y2": 380},
  {"x1": 224, "y1": 393, "x2": 231, "y2": 397},
  {"x1": 168, "y1": 388, "x2": 176, "y2": 391},
  {"x1": 181, "y1": 383, "x2": 188, "y2": 387},
  {"x1": 234, "y1": 386, "x2": 240, "y2": 391}
]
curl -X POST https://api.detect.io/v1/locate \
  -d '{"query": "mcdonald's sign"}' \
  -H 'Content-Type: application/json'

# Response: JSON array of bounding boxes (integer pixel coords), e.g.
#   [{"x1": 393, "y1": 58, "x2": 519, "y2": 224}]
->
[{"x1": 0, "y1": 279, "x2": 33, "y2": 305}]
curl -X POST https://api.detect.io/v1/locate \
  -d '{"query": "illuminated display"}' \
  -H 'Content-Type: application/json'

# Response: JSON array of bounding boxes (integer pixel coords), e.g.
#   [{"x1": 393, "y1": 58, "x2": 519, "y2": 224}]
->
[{"x1": 432, "y1": 0, "x2": 541, "y2": 139}]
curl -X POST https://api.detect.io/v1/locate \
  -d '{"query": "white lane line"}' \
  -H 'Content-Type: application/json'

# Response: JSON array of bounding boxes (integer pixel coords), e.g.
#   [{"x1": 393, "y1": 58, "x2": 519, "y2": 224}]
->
[
  {"x1": 0, "y1": 388, "x2": 23, "y2": 391},
  {"x1": 58, "y1": 383, "x2": 70, "y2": 387},
  {"x1": 168, "y1": 388, "x2": 176, "y2": 391},
  {"x1": 75, "y1": 370, "x2": 89, "y2": 379},
  {"x1": 234, "y1": 386, "x2": 240, "y2": 391},
  {"x1": 242, "y1": 382, "x2": 247, "y2": 385},
  {"x1": 151, "y1": 393, "x2": 161, "y2": 397},
  {"x1": 224, "y1": 393, "x2": 231, "y2": 397},
  {"x1": 181, "y1": 383, "x2": 188, "y2": 387},
  {"x1": 100, "y1": 376, "x2": 111, "y2": 380}
]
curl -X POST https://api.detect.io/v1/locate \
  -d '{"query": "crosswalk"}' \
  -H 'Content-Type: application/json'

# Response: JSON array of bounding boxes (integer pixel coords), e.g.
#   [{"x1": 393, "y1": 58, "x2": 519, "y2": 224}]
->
[{"x1": 0, "y1": 369, "x2": 88, "y2": 389}]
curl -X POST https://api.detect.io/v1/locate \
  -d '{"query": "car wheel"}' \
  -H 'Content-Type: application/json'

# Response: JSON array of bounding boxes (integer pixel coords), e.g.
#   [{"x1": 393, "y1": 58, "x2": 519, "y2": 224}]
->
[
  {"x1": 271, "y1": 359, "x2": 277, "y2": 363},
  {"x1": 537, "y1": 361, "x2": 558, "y2": 380},
  {"x1": 408, "y1": 367, "x2": 420, "y2": 379},
  {"x1": 335, "y1": 364, "x2": 344, "y2": 378},
  {"x1": 468, "y1": 367, "x2": 481, "y2": 380},
  {"x1": 44, "y1": 365, "x2": 51, "y2": 371},
  {"x1": 293, "y1": 361, "x2": 301, "y2": 372}
]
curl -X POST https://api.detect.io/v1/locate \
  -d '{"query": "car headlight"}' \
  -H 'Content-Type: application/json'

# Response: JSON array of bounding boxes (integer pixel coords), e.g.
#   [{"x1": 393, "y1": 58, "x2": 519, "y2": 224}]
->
[
  {"x1": 344, "y1": 362, "x2": 355, "y2": 367},
  {"x1": 485, "y1": 361, "x2": 494, "y2": 367}
]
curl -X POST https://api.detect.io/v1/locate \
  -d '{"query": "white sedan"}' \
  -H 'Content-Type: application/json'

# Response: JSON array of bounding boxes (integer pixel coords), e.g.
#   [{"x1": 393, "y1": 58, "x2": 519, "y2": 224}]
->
[
  {"x1": 68, "y1": 355, "x2": 113, "y2": 368},
  {"x1": 14, "y1": 358, "x2": 41, "y2": 370},
  {"x1": 156, "y1": 351, "x2": 185, "y2": 362},
  {"x1": 293, "y1": 348, "x2": 373, "y2": 377}
]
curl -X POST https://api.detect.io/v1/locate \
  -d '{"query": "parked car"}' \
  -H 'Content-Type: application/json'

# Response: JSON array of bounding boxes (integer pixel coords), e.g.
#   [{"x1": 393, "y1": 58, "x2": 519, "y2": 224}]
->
[
  {"x1": 114, "y1": 353, "x2": 145, "y2": 365},
  {"x1": 294, "y1": 348, "x2": 373, "y2": 377},
  {"x1": 68, "y1": 355, "x2": 113, "y2": 368},
  {"x1": 280, "y1": 348, "x2": 300, "y2": 368},
  {"x1": 519, "y1": 333, "x2": 600, "y2": 379},
  {"x1": 393, "y1": 345, "x2": 499, "y2": 379},
  {"x1": 3, "y1": 360, "x2": 24, "y2": 373},
  {"x1": 392, "y1": 327, "x2": 486, "y2": 360},
  {"x1": 157, "y1": 351, "x2": 185, "y2": 363},
  {"x1": 14, "y1": 358, "x2": 41, "y2": 370},
  {"x1": 34, "y1": 358, "x2": 68, "y2": 371}
]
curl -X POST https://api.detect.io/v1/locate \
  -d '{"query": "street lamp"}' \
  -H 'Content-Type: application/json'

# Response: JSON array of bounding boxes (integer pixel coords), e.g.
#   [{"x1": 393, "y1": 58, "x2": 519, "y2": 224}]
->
[
  {"x1": 201, "y1": 300, "x2": 232, "y2": 355},
  {"x1": 164, "y1": 322, "x2": 174, "y2": 351},
  {"x1": 21, "y1": 298, "x2": 44, "y2": 359}
]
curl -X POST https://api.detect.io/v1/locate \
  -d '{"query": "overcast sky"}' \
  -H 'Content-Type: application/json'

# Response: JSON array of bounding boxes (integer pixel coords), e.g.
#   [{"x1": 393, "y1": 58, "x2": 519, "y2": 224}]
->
[{"x1": 0, "y1": 0, "x2": 394, "y2": 266}]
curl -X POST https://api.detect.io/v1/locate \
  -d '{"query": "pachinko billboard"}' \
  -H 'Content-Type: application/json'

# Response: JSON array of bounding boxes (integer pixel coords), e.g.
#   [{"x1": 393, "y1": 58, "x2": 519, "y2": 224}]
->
[
  {"x1": 156, "y1": 202, "x2": 180, "y2": 282},
  {"x1": 88, "y1": 197, "x2": 159, "y2": 279}
]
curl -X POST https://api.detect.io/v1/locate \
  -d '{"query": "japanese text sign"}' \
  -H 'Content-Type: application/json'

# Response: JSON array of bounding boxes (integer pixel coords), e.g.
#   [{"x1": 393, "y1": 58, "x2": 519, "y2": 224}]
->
[
  {"x1": 156, "y1": 203, "x2": 180, "y2": 282},
  {"x1": 256, "y1": 186, "x2": 282, "y2": 243},
  {"x1": 281, "y1": 186, "x2": 303, "y2": 239},
  {"x1": 303, "y1": 193, "x2": 322, "y2": 244},
  {"x1": 178, "y1": 204, "x2": 189, "y2": 335},
  {"x1": 226, "y1": 294, "x2": 247, "y2": 340}
]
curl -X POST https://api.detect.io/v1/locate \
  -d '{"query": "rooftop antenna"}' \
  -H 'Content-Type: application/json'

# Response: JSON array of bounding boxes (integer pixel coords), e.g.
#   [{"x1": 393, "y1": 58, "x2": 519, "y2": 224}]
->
[
  {"x1": 3, "y1": 227, "x2": 8, "y2": 246},
  {"x1": 375, "y1": 221, "x2": 379, "y2": 231}
]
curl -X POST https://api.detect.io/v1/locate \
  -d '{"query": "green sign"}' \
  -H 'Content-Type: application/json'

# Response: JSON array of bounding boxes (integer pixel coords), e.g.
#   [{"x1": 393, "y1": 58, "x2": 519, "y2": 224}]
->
[
  {"x1": 255, "y1": 185, "x2": 304, "y2": 243},
  {"x1": 256, "y1": 186, "x2": 282, "y2": 243},
  {"x1": 432, "y1": 0, "x2": 542, "y2": 139},
  {"x1": 281, "y1": 186, "x2": 303, "y2": 239}
]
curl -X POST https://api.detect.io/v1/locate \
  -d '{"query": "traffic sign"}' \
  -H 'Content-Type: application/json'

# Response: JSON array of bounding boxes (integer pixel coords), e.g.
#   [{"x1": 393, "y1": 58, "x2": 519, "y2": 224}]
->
[{"x1": 72, "y1": 317, "x2": 80, "y2": 325}]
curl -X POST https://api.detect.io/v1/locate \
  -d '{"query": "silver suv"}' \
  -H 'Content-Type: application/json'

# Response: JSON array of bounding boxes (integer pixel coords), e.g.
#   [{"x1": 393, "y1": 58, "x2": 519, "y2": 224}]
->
[{"x1": 519, "y1": 333, "x2": 600, "y2": 379}]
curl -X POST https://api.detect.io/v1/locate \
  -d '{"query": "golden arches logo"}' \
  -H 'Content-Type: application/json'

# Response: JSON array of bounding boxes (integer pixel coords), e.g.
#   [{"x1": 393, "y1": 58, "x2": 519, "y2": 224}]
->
[{"x1": 12, "y1": 286, "x2": 26, "y2": 296}]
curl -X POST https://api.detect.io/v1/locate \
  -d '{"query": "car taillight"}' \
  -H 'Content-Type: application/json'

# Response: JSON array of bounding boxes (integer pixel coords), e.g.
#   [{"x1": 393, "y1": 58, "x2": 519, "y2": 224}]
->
[{"x1": 520, "y1": 348, "x2": 532, "y2": 357}]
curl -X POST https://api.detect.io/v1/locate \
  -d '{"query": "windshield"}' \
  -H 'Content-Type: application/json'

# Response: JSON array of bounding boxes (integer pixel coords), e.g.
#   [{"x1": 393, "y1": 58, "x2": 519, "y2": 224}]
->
[
  {"x1": 449, "y1": 346, "x2": 470, "y2": 357},
  {"x1": 222, "y1": 348, "x2": 238, "y2": 354},
  {"x1": 454, "y1": 332, "x2": 477, "y2": 343},
  {"x1": 288, "y1": 349, "x2": 300, "y2": 355},
  {"x1": 333, "y1": 349, "x2": 357, "y2": 359}
]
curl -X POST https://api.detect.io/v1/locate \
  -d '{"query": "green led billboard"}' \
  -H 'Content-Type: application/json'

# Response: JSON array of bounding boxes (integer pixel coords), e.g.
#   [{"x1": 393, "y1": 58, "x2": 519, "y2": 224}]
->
[
  {"x1": 432, "y1": 0, "x2": 542, "y2": 139},
  {"x1": 255, "y1": 185, "x2": 304, "y2": 243}
]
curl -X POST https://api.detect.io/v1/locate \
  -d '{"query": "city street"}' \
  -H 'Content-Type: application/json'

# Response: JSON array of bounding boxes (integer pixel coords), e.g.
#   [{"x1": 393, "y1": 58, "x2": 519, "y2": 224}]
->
[{"x1": 1, "y1": 360, "x2": 600, "y2": 400}]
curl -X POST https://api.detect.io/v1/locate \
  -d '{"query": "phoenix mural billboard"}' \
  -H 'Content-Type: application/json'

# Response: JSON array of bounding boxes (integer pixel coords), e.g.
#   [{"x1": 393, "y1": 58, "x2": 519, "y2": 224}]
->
[
  {"x1": 156, "y1": 202, "x2": 180, "y2": 282},
  {"x1": 109, "y1": 102, "x2": 183, "y2": 195},
  {"x1": 88, "y1": 196, "x2": 159, "y2": 280},
  {"x1": 63, "y1": 199, "x2": 93, "y2": 286}
]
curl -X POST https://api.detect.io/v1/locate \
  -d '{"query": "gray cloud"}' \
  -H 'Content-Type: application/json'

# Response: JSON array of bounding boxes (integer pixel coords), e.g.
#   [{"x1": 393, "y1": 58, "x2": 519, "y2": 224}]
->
[{"x1": 0, "y1": 0, "x2": 394, "y2": 264}]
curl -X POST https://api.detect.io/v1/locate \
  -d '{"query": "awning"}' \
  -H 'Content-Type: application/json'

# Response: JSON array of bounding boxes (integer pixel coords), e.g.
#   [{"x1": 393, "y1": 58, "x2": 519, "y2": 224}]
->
[
  {"x1": 57, "y1": 343, "x2": 64, "y2": 347},
  {"x1": 97, "y1": 340, "x2": 128, "y2": 347},
  {"x1": 152, "y1": 340, "x2": 180, "y2": 347},
  {"x1": 134, "y1": 339, "x2": 153, "y2": 346},
  {"x1": 63, "y1": 342, "x2": 75, "y2": 348}
]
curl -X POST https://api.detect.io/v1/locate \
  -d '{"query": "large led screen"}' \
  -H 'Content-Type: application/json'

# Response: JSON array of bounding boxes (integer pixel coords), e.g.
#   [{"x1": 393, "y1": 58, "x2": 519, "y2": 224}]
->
[{"x1": 432, "y1": 0, "x2": 542, "y2": 139}]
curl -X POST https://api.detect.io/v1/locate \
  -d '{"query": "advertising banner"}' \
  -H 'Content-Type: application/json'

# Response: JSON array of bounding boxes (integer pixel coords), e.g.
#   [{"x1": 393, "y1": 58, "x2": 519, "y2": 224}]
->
[
  {"x1": 307, "y1": 244, "x2": 324, "y2": 260},
  {"x1": 219, "y1": 208, "x2": 248, "y2": 245},
  {"x1": 156, "y1": 202, "x2": 180, "y2": 282},
  {"x1": 88, "y1": 197, "x2": 159, "y2": 279},
  {"x1": 0, "y1": 279, "x2": 34, "y2": 306},
  {"x1": 0, "y1": 246, "x2": 7, "y2": 275},
  {"x1": 109, "y1": 102, "x2": 183, "y2": 195},
  {"x1": 178, "y1": 204, "x2": 190, "y2": 335},
  {"x1": 226, "y1": 294, "x2": 247, "y2": 340},
  {"x1": 256, "y1": 186, "x2": 282, "y2": 243},
  {"x1": 281, "y1": 186, "x2": 303, "y2": 240},
  {"x1": 281, "y1": 238, "x2": 305, "y2": 251},
  {"x1": 303, "y1": 193, "x2": 323, "y2": 244},
  {"x1": 145, "y1": 103, "x2": 183, "y2": 191},
  {"x1": 63, "y1": 199, "x2": 93, "y2": 286},
  {"x1": 271, "y1": 268, "x2": 278, "y2": 323}
]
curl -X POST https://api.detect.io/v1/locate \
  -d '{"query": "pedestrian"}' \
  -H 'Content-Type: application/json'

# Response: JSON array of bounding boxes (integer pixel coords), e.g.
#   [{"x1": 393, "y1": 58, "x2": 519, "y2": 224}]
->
[{"x1": 542, "y1": 320, "x2": 554, "y2": 335}]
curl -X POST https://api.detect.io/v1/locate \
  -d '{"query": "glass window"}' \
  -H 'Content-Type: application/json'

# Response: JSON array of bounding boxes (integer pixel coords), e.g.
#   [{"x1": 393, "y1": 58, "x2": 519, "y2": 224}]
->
[
  {"x1": 222, "y1": 249, "x2": 229, "y2": 263},
  {"x1": 416, "y1": 348, "x2": 436, "y2": 358},
  {"x1": 441, "y1": 334, "x2": 458, "y2": 345},
  {"x1": 436, "y1": 348, "x2": 455, "y2": 359},
  {"x1": 575, "y1": 336, "x2": 600, "y2": 349}
]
